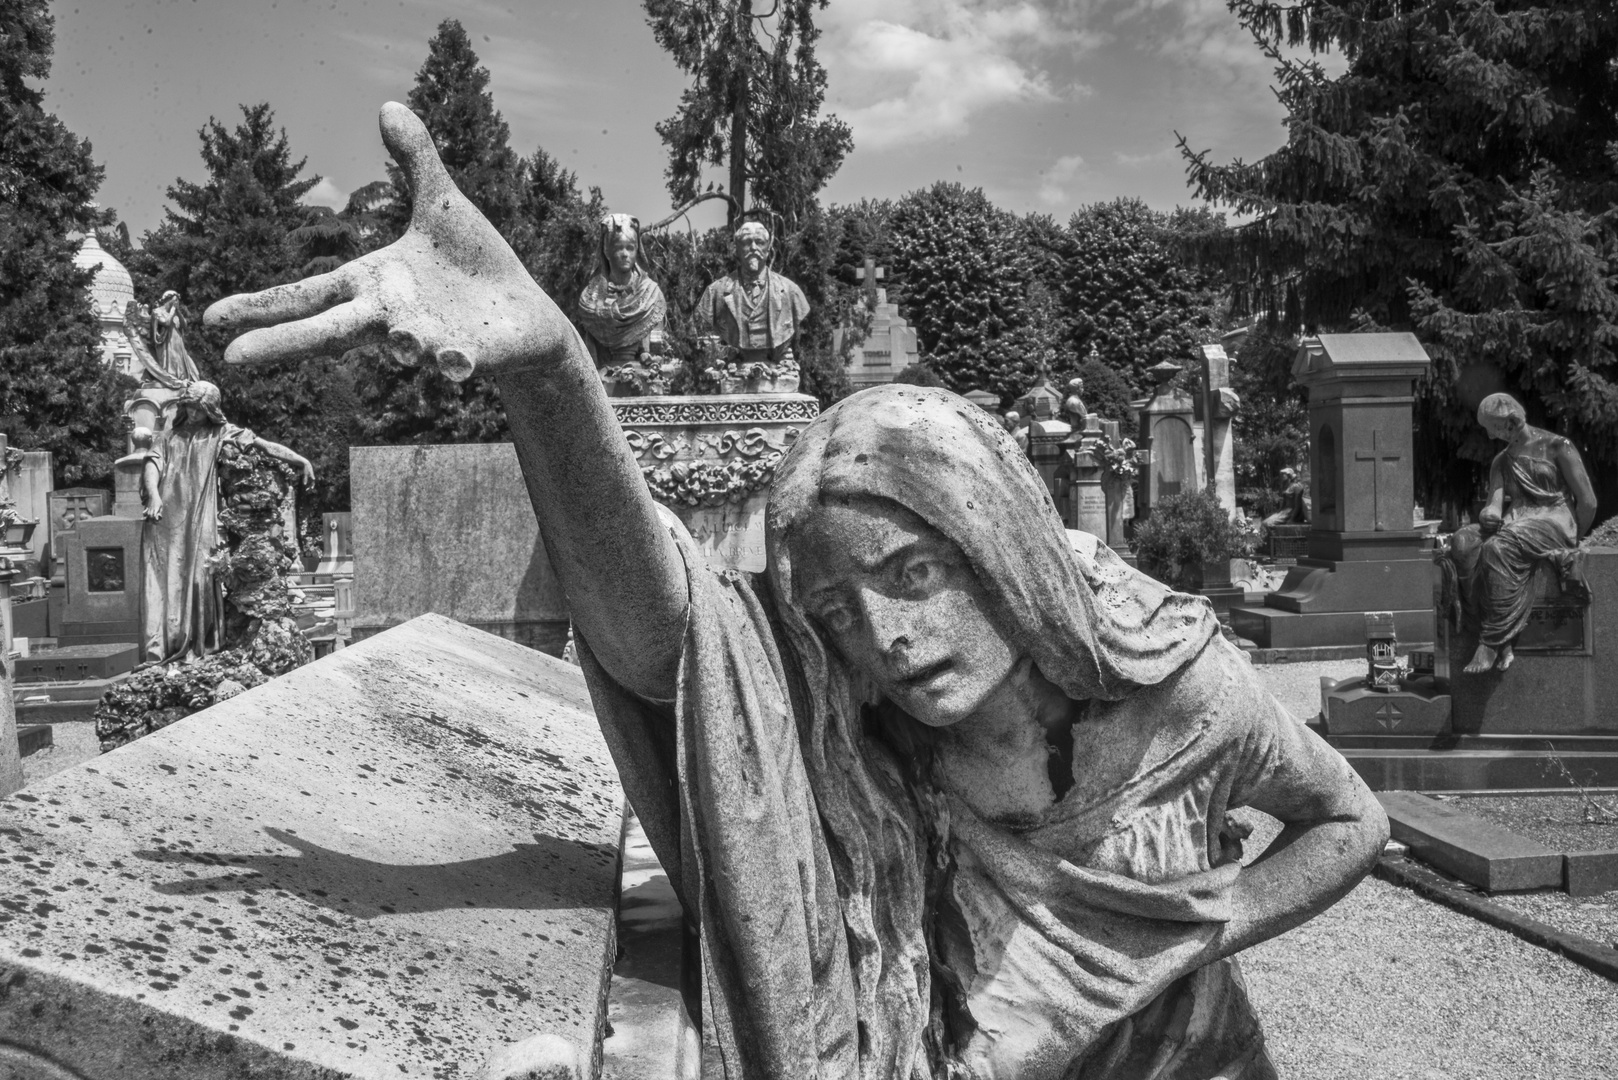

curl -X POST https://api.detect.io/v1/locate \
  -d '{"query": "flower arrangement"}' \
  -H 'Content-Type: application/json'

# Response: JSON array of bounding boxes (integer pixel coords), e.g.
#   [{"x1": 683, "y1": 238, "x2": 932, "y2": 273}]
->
[{"x1": 1100, "y1": 437, "x2": 1140, "y2": 481}]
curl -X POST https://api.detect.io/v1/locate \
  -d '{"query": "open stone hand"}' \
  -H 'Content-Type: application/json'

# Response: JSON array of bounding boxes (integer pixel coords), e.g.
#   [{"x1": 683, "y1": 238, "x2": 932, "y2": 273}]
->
[{"x1": 204, "y1": 103, "x2": 567, "y2": 381}]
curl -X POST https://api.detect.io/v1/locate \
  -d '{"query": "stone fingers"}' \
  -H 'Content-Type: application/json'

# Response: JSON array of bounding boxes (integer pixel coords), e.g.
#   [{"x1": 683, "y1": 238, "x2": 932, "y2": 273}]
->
[
  {"x1": 222, "y1": 299, "x2": 385, "y2": 366},
  {"x1": 204, "y1": 266, "x2": 357, "y2": 333},
  {"x1": 378, "y1": 101, "x2": 456, "y2": 209}
]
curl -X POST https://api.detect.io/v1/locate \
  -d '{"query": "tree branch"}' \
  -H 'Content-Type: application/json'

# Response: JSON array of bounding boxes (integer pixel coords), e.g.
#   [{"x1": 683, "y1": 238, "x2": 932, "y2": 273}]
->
[{"x1": 645, "y1": 190, "x2": 741, "y2": 232}]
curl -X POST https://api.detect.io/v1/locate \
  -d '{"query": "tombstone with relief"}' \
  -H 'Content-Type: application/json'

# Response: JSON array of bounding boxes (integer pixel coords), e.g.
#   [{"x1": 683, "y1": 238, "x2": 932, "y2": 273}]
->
[{"x1": 1230, "y1": 334, "x2": 1435, "y2": 651}]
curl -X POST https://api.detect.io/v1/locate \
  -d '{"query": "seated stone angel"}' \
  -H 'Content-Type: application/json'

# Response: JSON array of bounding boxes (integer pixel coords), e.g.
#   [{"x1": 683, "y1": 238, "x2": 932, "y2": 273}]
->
[{"x1": 204, "y1": 104, "x2": 1388, "y2": 1079}]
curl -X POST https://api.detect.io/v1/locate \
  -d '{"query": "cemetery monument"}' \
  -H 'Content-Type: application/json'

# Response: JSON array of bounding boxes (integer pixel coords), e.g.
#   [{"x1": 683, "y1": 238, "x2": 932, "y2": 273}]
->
[
  {"x1": 190, "y1": 102, "x2": 1387, "y2": 1078},
  {"x1": 1448, "y1": 392, "x2": 1596, "y2": 674}
]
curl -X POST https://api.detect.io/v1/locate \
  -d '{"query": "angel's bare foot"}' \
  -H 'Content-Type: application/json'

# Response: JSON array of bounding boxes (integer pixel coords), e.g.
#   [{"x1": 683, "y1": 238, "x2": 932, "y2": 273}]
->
[
  {"x1": 1496, "y1": 644, "x2": 1515, "y2": 671},
  {"x1": 1463, "y1": 644, "x2": 1498, "y2": 674}
]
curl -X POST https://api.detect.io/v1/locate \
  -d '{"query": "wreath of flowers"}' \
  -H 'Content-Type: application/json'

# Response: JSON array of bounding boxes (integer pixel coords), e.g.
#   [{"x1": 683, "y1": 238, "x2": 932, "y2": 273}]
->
[
  {"x1": 1100, "y1": 437, "x2": 1140, "y2": 481},
  {"x1": 642, "y1": 453, "x2": 783, "y2": 507}
]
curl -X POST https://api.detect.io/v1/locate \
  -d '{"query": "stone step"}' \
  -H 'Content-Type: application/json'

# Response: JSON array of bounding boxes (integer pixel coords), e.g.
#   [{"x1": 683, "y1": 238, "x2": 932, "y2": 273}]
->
[
  {"x1": 1376, "y1": 790, "x2": 1563, "y2": 892},
  {"x1": 16, "y1": 723, "x2": 52, "y2": 756}
]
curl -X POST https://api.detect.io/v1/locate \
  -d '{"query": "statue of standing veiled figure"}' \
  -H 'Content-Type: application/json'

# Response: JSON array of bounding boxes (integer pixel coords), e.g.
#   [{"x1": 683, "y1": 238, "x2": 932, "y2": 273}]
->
[{"x1": 1449, "y1": 393, "x2": 1597, "y2": 674}]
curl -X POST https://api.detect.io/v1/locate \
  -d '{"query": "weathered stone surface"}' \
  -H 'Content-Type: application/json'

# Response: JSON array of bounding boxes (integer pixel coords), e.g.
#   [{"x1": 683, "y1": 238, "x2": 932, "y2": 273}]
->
[
  {"x1": 1445, "y1": 548, "x2": 1618, "y2": 736},
  {"x1": 1378, "y1": 790, "x2": 1562, "y2": 892},
  {"x1": 350, "y1": 445, "x2": 570, "y2": 656},
  {"x1": 0, "y1": 613, "x2": 624, "y2": 1079},
  {"x1": 1565, "y1": 850, "x2": 1618, "y2": 898}
]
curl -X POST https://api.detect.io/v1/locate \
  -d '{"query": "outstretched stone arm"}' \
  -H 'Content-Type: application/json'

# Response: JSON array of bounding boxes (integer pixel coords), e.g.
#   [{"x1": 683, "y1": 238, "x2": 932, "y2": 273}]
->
[
  {"x1": 252, "y1": 437, "x2": 316, "y2": 486},
  {"x1": 204, "y1": 104, "x2": 688, "y2": 703}
]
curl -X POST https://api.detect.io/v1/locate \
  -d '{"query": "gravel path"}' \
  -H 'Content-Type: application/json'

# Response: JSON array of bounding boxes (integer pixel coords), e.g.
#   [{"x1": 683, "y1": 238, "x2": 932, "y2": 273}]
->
[
  {"x1": 1249, "y1": 657, "x2": 1364, "y2": 722},
  {"x1": 1457, "y1": 793, "x2": 1618, "y2": 851},
  {"x1": 1244, "y1": 874, "x2": 1618, "y2": 1079}
]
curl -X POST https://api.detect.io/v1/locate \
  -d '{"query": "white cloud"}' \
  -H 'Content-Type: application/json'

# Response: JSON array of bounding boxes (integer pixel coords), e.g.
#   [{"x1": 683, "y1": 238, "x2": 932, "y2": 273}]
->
[
  {"x1": 1037, "y1": 152, "x2": 1088, "y2": 204},
  {"x1": 1113, "y1": 146, "x2": 1178, "y2": 167},
  {"x1": 305, "y1": 177, "x2": 347, "y2": 210},
  {"x1": 822, "y1": 0, "x2": 1105, "y2": 148}
]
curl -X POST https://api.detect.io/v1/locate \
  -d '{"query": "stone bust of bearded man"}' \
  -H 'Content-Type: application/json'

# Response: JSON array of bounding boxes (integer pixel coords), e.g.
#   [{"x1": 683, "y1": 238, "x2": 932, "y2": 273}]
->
[{"x1": 695, "y1": 220, "x2": 810, "y2": 368}]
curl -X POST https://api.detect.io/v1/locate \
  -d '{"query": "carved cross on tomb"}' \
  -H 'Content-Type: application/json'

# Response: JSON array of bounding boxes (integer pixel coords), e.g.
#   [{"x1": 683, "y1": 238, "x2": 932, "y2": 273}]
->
[{"x1": 1354, "y1": 430, "x2": 1404, "y2": 531}]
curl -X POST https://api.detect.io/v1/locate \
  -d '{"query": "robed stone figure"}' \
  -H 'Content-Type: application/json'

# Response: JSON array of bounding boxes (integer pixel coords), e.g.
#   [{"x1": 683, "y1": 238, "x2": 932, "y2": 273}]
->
[
  {"x1": 139, "y1": 381, "x2": 313, "y2": 667},
  {"x1": 203, "y1": 104, "x2": 1389, "y2": 1080}
]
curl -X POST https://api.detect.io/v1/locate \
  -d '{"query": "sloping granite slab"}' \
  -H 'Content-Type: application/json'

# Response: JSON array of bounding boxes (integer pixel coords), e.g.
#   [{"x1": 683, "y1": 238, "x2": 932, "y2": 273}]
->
[
  {"x1": 1378, "y1": 790, "x2": 1561, "y2": 893},
  {"x1": 0, "y1": 613, "x2": 624, "y2": 1080}
]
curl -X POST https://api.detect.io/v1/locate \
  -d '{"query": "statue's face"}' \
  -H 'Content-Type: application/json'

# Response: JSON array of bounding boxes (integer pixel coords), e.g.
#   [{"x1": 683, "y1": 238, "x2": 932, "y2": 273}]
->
[
  {"x1": 735, "y1": 227, "x2": 770, "y2": 275},
  {"x1": 791, "y1": 497, "x2": 1019, "y2": 727},
  {"x1": 1482, "y1": 413, "x2": 1518, "y2": 441},
  {"x1": 608, "y1": 234, "x2": 637, "y2": 275}
]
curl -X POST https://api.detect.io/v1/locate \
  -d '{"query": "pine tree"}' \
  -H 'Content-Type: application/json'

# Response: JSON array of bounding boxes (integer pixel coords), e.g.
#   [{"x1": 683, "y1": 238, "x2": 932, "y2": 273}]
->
[
  {"x1": 133, "y1": 103, "x2": 355, "y2": 517},
  {"x1": 0, "y1": 0, "x2": 131, "y2": 485},
  {"x1": 1180, "y1": 0, "x2": 1618, "y2": 518},
  {"x1": 644, "y1": 0, "x2": 852, "y2": 231},
  {"x1": 353, "y1": 20, "x2": 561, "y2": 446}
]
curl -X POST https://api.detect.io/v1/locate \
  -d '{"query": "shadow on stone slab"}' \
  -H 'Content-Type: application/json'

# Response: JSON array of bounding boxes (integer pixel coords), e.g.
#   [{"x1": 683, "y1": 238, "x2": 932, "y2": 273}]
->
[{"x1": 133, "y1": 825, "x2": 615, "y2": 916}]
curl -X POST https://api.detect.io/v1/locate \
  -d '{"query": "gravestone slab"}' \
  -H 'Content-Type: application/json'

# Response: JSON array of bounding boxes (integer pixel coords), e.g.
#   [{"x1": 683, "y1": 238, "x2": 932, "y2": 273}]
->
[
  {"x1": 1378, "y1": 791, "x2": 1563, "y2": 892},
  {"x1": 350, "y1": 445, "x2": 570, "y2": 655},
  {"x1": 57, "y1": 516, "x2": 143, "y2": 647},
  {"x1": 0, "y1": 614, "x2": 626, "y2": 1080}
]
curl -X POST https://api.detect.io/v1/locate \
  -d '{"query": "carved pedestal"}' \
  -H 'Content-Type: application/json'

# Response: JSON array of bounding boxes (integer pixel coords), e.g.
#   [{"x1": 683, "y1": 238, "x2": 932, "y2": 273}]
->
[{"x1": 612, "y1": 394, "x2": 820, "y2": 573}]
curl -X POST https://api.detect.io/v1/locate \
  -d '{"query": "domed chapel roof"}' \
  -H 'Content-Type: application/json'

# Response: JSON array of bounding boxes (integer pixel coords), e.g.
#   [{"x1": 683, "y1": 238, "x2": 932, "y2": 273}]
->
[{"x1": 74, "y1": 234, "x2": 136, "y2": 320}]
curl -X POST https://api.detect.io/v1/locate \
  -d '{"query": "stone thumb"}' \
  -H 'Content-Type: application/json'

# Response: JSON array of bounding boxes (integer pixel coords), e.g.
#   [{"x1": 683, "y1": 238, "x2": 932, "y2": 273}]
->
[{"x1": 378, "y1": 102, "x2": 454, "y2": 205}]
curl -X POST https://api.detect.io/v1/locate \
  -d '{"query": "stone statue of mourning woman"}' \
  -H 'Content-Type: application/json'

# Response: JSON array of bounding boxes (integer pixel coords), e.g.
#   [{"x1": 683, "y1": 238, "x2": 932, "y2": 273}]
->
[
  {"x1": 574, "y1": 213, "x2": 671, "y2": 394},
  {"x1": 205, "y1": 104, "x2": 1388, "y2": 1079},
  {"x1": 1447, "y1": 393, "x2": 1597, "y2": 674}
]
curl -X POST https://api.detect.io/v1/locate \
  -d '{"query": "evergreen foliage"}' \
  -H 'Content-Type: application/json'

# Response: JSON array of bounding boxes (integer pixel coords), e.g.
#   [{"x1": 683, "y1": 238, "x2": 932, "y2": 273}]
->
[
  {"x1": 0, "y1": 0, "x2": 131, "y2": 485},
  {"x1": 1230, "y1": 324, "x2": 1309, "y2": 517},
  {"x1": 352, "y1": 21, "x2": 604, "y2": 447},
  {"x1": 1180, "y1": 0, "x2": 1618, "y2": 518},
  {"x1": 1131, "y1": 490, "x2": 1254, "y2": 591},
  {"x1": 1063, "y1": 199, "x2": 1226, "y2": 389},
  {"x1": 887, "y1": 183, "x2": 1040, "y2": 401},
  {"x1": 130, "y1": 103, "x2": 356, "y2": 518},
  {"x1": 644, "y1": 0, "x2": 852, "y2": 230}
]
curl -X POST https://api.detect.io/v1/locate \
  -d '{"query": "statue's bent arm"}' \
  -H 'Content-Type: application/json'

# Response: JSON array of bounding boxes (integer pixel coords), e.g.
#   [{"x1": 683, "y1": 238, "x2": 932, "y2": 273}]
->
[
  {"x1": 1202, "y1": 716, "x2": 1388, "y2": 966},
  {"x1": 1556, "y1": 439, "x2": 1598, "y2": 536},
  {"x1": 203, "y1": 103, "x2": 688, "y2": 703}
]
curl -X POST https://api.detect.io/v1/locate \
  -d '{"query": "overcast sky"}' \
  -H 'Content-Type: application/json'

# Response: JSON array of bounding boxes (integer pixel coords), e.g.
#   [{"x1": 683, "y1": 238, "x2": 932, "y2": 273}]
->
[{"x1": 44, "y1": 0, "x2": 1338, "y2": 237}]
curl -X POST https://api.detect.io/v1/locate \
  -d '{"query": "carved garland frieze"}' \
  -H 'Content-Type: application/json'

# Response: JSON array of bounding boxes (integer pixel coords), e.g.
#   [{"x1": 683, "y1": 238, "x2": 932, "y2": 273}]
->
[
  {"x1": 611, "y1": 398, "x2": 820, "y2": 426},
  {"x1": 624, "y1": 426, "x2": 798, "y2": 463}
]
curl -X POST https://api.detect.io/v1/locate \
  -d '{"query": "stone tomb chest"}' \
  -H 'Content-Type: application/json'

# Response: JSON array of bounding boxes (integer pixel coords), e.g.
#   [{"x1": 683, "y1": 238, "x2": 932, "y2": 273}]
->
[{"x1": 0, "y1": 614, "x2": 626, "y2": 1079}]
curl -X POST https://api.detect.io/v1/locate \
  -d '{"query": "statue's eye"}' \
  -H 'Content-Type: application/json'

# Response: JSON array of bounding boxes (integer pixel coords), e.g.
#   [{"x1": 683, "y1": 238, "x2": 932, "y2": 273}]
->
[
  {"x1": 898, "y1": 558, "x2": 944, "y2": 593},
  {"x1": 816, "y1": 603, "x2": 858, "y2": 635}
]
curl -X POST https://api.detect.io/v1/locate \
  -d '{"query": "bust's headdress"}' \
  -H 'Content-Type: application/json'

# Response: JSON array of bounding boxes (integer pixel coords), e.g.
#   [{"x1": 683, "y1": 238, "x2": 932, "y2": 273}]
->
[{"x1": 577, "y1": 214, "x2": 666, "y2": 353}]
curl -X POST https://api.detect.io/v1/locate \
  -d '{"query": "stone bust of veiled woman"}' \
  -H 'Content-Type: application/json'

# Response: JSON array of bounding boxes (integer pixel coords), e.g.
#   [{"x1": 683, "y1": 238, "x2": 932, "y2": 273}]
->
[
  {"x1": 575, "y1": 213, "x2": 667, "y2": 375},
  {"x1": 208, "y1": 104, "x2": 1389, "y2": 1079}
]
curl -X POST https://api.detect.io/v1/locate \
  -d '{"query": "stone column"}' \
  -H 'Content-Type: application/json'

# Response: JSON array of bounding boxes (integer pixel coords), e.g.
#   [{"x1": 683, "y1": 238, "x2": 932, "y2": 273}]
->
[
  {"x1": 1198, "y1": 344, "x2": 1238, "y2": 515},
  {"x1": 0, "y1": 434, "x2": 24, "y2": 795}
]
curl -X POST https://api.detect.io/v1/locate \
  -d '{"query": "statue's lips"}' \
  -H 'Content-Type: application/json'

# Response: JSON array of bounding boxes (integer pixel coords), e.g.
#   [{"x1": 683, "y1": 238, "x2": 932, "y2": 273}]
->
[{"x1": 894, "y1": 657, "x2": 953, "y2": 688}]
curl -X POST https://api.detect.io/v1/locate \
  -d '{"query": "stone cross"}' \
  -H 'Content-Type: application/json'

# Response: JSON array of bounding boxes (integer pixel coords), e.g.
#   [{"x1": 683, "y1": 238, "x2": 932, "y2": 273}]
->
[
  {"x1": 854, "y1": 257, "x2": 886, "y2": 311},
  {"x1": 1354, "y1": 430, "x2": 1404, "y2": 531}
]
